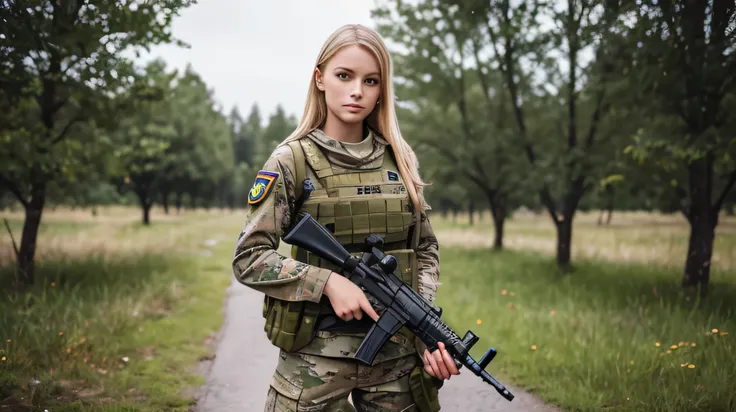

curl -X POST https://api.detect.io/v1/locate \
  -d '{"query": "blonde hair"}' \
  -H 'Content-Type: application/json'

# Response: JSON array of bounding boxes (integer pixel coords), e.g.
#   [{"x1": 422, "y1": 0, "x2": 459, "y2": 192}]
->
[{"x1": 279, "y1": 24, "x2": 428, "y2": 211}]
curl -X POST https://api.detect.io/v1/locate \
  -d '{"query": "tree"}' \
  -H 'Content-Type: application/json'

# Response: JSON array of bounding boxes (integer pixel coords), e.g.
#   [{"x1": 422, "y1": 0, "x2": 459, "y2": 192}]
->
[
  {"x1": 450, "y1": 0, "x2": 630, "y2": 268},
  {"x1": 0, "y1": 0, "x2": 194, "y2": 285},
  {"x1": 112, "y1": 60, "x2": 179, "y2": 225},
  {"x1": 621, "y1": 0, "x2": 736, "y2": 296},
  {"x1": 373, "y1": 0, "x2": 527, "y2": 249}
]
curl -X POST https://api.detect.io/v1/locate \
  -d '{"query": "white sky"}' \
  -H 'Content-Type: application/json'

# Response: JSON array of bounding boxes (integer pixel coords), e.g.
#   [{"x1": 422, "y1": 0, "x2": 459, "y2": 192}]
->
[{"x1": 136, "y1": 0, "x2": 377, "y2": 121}]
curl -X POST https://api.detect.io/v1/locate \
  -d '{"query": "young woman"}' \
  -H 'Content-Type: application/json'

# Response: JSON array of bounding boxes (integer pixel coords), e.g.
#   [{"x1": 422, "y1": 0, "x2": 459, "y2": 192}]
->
[{"x1": 233, "y1": 24, "x2": 459, "y2": 412}]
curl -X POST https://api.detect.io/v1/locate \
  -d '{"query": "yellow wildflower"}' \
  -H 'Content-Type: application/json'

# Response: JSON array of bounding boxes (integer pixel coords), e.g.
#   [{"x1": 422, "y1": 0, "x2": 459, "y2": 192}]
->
[
  {"x1": 58, "y1": 332, "x2": 64, "y2": 336},
  {"x1": 712, "y1": 328, "x2": 718, "y2": 333},
  {"x1": 1, "y1": 356, "x2": 5, "y2": 361},
  {"x1": 501, "y1": 289, "x2": 508, "y2": 296},
  {"x1": 670, "y1": 345, "x2": 678, "y2": 349},
  {"x1": 688, "y1": 364, "x2": 695, "y2": 369},
  {"x1": 655, "y1": 342, "x2": 661, "y2": 347},
  {"x1": 691, "y1": 343, "x2": 697, "y2": 347},
  {"x1": 720, "y1": 332, "x2": 728, "y2": 336},
  {"x1": 530, "y1": 345, "x2": 537, "y2": 351},
  {"x1": 476, "y1": 319, "x2": 482, "y2": 325},
  {"x1": 665, "y1": 350, "x2": 672, "y2": 354}
]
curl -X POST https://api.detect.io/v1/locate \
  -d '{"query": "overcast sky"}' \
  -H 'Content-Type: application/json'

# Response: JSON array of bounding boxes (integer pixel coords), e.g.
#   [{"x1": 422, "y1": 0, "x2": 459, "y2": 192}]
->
[{"x1": 136, "y1": 0, "x2": 377, "y2": 121}]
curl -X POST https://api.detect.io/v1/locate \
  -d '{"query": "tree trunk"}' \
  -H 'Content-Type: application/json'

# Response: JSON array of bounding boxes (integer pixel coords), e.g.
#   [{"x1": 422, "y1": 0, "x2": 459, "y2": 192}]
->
[
  {"x1": 556, "y1": 217, "x2": 573, "y2": 269},
  {"x1": 468, "y1": 199, "x2": 475, "y2": 225},
  {"x1": 18, "y1": 182, "x2": 46, "y2": 285},
  {"x1": 142, "y1": 201, "x2": 152, "y2": 225},
  {"x1": 137, "y1": 191, "x2": 152, "y2": 225},
  {"x1": 492, "y1": 205, "x2": 505, "y2": 250},
  {"x1": 161, "y1": 191, "x2": 170, "y2": 215},
  {"x1": 175, "y1": 192, "x2": 183, "y2": 215},
  {"x1": 485, "y1": 191, "x2": 506, "y2": 250},
  {"x1": 682, "y1": 216, "x2": 716, "y2": 297},
  {"x1": 681, "y1": 156, "x2": 718, "y2": 297}
]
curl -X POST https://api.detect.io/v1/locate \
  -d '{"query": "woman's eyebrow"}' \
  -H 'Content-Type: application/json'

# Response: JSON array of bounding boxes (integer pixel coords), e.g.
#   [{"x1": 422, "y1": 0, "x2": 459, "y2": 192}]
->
[{"x1": 334, "y1": 67, "x2": 380, "y2": 77}]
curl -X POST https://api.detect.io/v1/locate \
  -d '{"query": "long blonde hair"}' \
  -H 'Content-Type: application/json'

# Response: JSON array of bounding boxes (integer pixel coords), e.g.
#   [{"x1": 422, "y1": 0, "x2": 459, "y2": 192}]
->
[{"x1": 279, "y1": 24, "x2": 428, "y2": 211}]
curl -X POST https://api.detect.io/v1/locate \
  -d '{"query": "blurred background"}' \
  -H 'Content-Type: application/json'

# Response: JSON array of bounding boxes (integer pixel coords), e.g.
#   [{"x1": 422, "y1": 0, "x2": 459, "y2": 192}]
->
[{"x1": 0, "y1": 0, "x2": 734, "y2": 411}]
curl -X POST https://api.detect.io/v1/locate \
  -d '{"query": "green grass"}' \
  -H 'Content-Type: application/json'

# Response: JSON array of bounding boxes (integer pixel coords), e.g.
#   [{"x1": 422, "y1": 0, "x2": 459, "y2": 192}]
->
[
  {"x1": 0, "y1": 208, "x2": 236, "y2": 411},
  {"x1": 435, "y1": 247, "x2": 736, "y2": 412},
  {"x1": 2, "y1": 207, "x2": 735, "y2": 411},
  {"x1": 2, "y1": 217, "x2": 98, "y2": 237}
]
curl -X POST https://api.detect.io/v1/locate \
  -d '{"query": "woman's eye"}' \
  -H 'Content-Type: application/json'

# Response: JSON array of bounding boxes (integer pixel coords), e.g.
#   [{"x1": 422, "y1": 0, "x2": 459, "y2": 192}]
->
[
  {"x1": 337, "y1": 73, "x2": 349, "y2": 80},
  {"x1": 365, "y1": 78, "x2": 379, "y2": 85}
]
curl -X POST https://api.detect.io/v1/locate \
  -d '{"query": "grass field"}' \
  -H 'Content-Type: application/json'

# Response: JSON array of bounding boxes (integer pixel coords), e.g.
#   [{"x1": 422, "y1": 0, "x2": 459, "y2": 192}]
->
[
  {"x1": 432, "y1": 210, "x2": 736, "y2": 412},
  {"x1": 0, "y1": 206, "x2": 734, "y2": 411},
  {"x1": 0, "y1": 207, "x2": 238, "y2": 411}
]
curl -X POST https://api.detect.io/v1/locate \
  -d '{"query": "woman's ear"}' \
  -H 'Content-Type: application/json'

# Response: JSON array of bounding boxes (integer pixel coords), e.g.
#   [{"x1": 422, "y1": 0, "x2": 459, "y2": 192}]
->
[{"x1": 315, "y1": 68, "x2": 325, "y2": 91}]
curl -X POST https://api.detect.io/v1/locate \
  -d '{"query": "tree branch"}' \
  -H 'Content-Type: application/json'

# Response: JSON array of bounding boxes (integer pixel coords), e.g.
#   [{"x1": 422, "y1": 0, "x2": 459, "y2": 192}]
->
[
  {"x1": 2, "y1": 218, "x2": 20, "y2": 260},
  {"x1": 422, "y1": 140, "x2": 488, "y2": 190},
  {"x1": 585, "y1": 88, "x2": 608, "y2": 149},
  {"x1": 713, "y1": 169, "x2": 736, "y2": 215},
  {"x1": 50, "y1": 115, "x2": 85, "y2": 146},
  {"x1": 0, "y1": 173, "x2": 29, "y2": 208}
]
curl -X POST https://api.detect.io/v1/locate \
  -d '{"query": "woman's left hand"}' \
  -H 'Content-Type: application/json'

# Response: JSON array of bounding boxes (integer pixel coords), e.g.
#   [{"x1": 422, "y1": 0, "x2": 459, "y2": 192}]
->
[{"x1": 422, "y1": 341, "x2": 460, "y2": 380}]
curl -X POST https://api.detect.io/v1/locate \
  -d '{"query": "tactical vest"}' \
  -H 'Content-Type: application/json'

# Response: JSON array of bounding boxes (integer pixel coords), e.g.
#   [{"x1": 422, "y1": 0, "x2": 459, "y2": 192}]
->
[{"x1": 262, "y1": 134, "x2": 420, "y2": 362}]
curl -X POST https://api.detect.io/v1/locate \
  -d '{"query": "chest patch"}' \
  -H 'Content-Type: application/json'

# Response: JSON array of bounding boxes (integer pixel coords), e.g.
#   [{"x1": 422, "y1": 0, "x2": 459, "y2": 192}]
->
[
  {"x1": 387, "y1": 170, "x2": 399, "y2": 181},
  {"x1": 357, "y1": 185, "x2": 382, "y2": 195}
]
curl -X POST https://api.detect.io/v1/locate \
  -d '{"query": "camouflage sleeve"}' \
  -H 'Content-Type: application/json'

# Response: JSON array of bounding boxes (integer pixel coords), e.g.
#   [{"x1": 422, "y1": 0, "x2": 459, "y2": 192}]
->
[
  {"x1": 415, "y1": 210, "x2": 440, "y2": 305},
  {"x1": 232, "y1": 144, "x2": 333, "y2": 303},
  {"x1": 413, "y1": 209, "x2": 441, "y2": 357}
]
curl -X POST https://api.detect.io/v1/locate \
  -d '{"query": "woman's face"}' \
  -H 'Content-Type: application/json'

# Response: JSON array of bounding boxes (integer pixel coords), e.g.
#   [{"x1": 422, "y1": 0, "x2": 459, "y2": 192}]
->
[{"x1": 315, "y1": 44, "x2": 382, "y2": 126}]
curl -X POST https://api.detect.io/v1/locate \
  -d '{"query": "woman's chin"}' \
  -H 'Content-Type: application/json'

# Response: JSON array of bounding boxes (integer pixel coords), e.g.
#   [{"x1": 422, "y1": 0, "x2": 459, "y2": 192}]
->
[{"x1": 335, "y1": 112, "x2": 368, "y2": 125}]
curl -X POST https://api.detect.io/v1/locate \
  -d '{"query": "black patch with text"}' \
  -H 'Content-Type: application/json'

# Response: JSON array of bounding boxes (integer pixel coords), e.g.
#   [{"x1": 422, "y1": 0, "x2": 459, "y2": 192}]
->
[{"x1": 357, "y1": 185, "x2": 382, "y2": 195}]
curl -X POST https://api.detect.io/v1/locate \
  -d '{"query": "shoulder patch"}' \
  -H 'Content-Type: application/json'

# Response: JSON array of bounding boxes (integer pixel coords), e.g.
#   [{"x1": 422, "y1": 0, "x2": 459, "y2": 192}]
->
[{"x1": 248, "y1": 170, "x2": 279, "y2": 205}]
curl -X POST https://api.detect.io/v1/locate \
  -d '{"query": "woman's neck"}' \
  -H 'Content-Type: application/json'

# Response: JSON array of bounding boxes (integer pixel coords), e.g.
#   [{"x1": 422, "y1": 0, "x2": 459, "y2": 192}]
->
[{"x1": 322, "y1": 115, "x2": 366, "y2": 143}]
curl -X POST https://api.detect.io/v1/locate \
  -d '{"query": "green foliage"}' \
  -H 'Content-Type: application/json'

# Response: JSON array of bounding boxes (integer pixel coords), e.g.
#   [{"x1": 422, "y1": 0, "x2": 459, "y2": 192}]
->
[{"x1": 0, "y1": 0, "x2": 195, "y2": 203}]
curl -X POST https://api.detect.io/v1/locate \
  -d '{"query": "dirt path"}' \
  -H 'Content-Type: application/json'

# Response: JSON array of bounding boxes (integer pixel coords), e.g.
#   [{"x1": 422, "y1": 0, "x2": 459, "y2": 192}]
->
[{"x1": 196, "y1": 279, "x2": 561, "y2": 411}]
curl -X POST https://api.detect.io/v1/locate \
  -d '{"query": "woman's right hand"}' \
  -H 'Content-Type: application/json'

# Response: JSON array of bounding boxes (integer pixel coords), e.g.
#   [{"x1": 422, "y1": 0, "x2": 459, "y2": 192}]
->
[{"x1": 323, "y1": 273, "x2": 380, "y2": 322}]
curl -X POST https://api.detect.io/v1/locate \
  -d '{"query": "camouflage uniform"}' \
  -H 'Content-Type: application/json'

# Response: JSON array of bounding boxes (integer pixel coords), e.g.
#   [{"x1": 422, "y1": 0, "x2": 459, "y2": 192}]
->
[{"x1": 233, "y1": 126, "x2": 441, "y2": 412}]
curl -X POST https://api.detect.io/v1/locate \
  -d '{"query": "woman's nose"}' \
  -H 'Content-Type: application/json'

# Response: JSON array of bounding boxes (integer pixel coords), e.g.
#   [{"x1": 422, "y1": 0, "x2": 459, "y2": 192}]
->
[{"x1": 350, "y1": 81, "x2": 363, "y2": 99}]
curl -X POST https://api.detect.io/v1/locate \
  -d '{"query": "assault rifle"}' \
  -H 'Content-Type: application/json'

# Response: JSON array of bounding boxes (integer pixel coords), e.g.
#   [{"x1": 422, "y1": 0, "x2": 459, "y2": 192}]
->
[{"x1": 283, "y1": 212, "x2": 514, "y2": 402}]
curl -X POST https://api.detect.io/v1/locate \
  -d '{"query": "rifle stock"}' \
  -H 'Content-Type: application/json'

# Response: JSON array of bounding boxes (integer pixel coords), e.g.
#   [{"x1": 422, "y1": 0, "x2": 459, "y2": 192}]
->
[{"x1": 283, "y1": 212, "x2": 514, "y2": 402}]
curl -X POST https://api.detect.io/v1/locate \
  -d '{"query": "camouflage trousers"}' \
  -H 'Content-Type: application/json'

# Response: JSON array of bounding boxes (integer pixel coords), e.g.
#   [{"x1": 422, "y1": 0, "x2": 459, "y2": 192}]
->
[{"x1": 265, "y1": 349, "x2": 419, "y2": 412}]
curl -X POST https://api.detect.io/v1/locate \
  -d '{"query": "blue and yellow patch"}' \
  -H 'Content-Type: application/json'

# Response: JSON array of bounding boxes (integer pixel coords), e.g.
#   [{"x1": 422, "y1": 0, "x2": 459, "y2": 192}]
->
[{"x1": 248, "y1": 170, "x2": 279, "y2": 205}]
